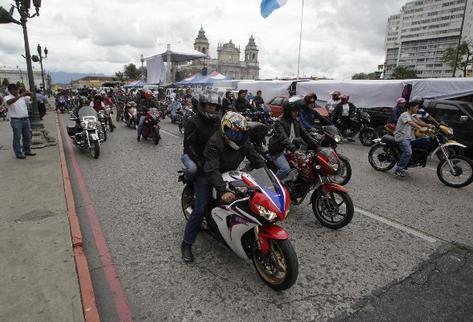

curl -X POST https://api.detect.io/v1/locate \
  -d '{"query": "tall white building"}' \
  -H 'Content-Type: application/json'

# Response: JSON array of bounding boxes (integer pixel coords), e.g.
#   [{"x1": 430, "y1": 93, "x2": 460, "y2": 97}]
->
[{"x1": 384, "y1": 0, "x2": 473, "y2": 79}]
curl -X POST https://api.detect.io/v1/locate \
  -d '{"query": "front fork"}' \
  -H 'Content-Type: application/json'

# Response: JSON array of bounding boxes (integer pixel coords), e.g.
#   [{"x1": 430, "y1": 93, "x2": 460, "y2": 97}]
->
[
  {"x1": 438, "y1": 140, "x2": 456, "y2": 173},
  {"x1": 255, "y1": 225, "x2": 289, "y2": 255}
]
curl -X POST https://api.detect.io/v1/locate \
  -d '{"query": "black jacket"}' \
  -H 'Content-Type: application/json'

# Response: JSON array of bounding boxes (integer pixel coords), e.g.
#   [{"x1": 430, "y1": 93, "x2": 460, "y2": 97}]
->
[
  {"x1": 234, "y1": 97, "x2": 252, "y2": 113},
  {"x1": 203, "y1": 133, "x2": 265, "y2": 195},
  {"x1": 268, "y1": 115, "x2": 315, "y2": 154},
  {"x1": 222, "y1": 97, "x2": 234, "y2": 113},
  {"x1": 137, "y1": 98, "x2": 157, "y2": 114},
  {"x1": 183, "y1": 113, "x2": 220, "y2": 168},
  {"x1": 333, "y1": 102, "x2": 357, "y2": 121}
]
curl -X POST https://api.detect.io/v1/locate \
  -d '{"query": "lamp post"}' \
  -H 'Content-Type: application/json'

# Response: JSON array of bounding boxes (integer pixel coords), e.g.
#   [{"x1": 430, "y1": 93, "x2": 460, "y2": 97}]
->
[
  {"x1": 33, "y1": 44, "x2": 47, "y2": 94},
  {"x1": 1, "y1": 0, "x2": 55, "y2": 147},
  {"x1": 140, "y1": 53, "x2": 145, "y2": 81}
]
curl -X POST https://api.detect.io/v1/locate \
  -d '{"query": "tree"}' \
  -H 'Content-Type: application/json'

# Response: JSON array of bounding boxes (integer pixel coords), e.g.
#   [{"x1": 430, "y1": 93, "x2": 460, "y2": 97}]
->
[
  {"x1": 115, "y1": 71, "x2": 125, "y2": 82},
  {"x1": 123, "y1": 63, "x2": 142, "y2": 80},
  {"x1": 352, "y1": 72, "x2": 381, "y2": 80},
  {"x1": 390, "y1": 66, "x2": 418, "y2": 79},
  {"x1": 1, "y1": 78, "x2": 9, "y2": 88},
  {"x1": 442, "y1": 40, "x2": 473, "y2": 77}
]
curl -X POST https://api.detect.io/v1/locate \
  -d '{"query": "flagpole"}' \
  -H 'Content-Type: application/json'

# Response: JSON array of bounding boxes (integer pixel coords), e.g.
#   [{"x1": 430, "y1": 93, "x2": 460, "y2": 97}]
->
[{"x1": 296, "y1": 0, "x2": 304, "y2": 80}]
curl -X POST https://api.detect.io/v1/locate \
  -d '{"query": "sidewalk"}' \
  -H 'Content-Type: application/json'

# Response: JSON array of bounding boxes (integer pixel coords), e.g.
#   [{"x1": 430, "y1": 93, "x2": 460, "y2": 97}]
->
[{"x1": 0, "y1": 113, "x2": 84, "y2": 321}]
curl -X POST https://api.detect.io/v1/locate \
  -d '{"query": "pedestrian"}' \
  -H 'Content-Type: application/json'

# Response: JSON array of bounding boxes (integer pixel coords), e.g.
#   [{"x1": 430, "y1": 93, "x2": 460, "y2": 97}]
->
[
  {"x1": 4, "y1": 83, "x2": 36, "y2": 159},
  {"x1": 36, "y1": 89, "x2": 48, "y2": 119}
]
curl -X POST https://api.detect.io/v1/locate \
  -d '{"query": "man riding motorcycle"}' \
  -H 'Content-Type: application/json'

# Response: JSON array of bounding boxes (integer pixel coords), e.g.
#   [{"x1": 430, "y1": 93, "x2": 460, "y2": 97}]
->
[
  {"x1": 325, "y1": 90, "x2": 341, "y2": 115},
  {"x1": 90, "y1": 94, "x2": 116, "y2": 130},
  {"x1": 137, "y1": 90, "x2": 157, "y2": 141},
  {"x1": 268, "y1": 101, "x2": 316, "y2": 179},
  {"x1": 388, "y1": 97, "x2": 407, "y2": 125},
  {"x1": 298, "y1": 93, "x2": 333, "y2": 131},
  {"x1": 332, "y1": 95, "x2": 357, "y2": 141},
  {"x1": 180, "y1": 94, "x2": 221, "y2": 182},
  {"x1": 181, "y1": 112, "x2": 265, "y2": 262},
  {"x1": 221, "y1": 91, "x2": 234, "y2": 114}
]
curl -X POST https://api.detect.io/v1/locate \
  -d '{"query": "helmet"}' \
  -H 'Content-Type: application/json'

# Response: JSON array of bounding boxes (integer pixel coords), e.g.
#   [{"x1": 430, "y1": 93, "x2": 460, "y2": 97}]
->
[
  {"x1": 340, "y1": 95, "x2": 349, "y2": 102},
  {"x1": 410, "y1": 96, "x2": 424, "y2": 106},
  {"x1": 330, "y1": 90, "x2": 341, "y2": 97},
  {"x1": 198, "y1": 93, "x2": 219, "y2": 120},
  {"x1": 282, "y1": 100, "x2": 301, "y2": 118},
  {"x1": 396, "y1": 97, "x2": 407, "y2": 104},
  {"x1": 220, "y1": 112, "x2": 249, "y2": 150},
  {"x1": 304, "y1": 93, "x2": 317, "y2": 104},
  {"x1": 144, "y1": 90, "x2": 153, "y2": 99}
]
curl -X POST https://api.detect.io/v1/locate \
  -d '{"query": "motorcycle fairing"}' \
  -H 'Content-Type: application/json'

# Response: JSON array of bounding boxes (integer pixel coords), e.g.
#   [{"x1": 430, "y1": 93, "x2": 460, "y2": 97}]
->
[
  {"x1": 319, "y1": 183, "x2": 347, "y2": 193},
  {"x1": 258, "y1": 225, "x2": 290, "y2": 255}
]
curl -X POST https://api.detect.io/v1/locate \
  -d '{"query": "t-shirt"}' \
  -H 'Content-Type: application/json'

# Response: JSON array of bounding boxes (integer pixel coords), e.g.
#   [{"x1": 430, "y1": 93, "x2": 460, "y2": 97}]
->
[
  {"x1": 5, "y1": 94, "x2": 30, "y2": 118},
  {"x1": 342, "y1": 104, "x2": 350, "y2": 116},
  {"x1": 326, "y1": 99, "x2": 339, "y2": 113},
  {"x1": 394, "y1": 112, "x2": 415, "y2": 141}
]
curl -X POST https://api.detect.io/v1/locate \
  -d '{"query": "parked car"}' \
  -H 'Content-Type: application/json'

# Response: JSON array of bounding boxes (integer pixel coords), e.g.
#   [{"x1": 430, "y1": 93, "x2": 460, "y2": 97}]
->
[
  {"x1": 267, "y1": 96, "x2": 329, "y2": 118},
  {"x1": 364, "y1": 100, "x2": 473, "y2": 155}
]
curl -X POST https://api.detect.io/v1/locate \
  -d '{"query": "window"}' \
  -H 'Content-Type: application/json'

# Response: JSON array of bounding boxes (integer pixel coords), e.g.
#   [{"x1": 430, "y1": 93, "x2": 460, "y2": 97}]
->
[
  {"x1": 431, "y1": 103, "x2": 461, "y2": 122},
  {"x1": 270, "y1": 97, "x2": 284, "y2": 105}
]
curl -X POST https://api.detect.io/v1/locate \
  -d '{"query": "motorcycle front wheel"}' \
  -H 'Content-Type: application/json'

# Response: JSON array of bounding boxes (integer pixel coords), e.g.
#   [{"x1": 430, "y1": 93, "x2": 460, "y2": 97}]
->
[
  {"x1": 311, "y1": 190, "x2": 354, "y2": 229},
  {"x1": 368, "y1": 144, "x2": 396, "y2": 171},
  {"x1": 252, "y1": 239, "x2": 298, "y2": 291},
  {"x1": 359, "y1": 128, "x2": 376, "y2": 146},
  {"x1": 328, "y1": 155, "x2": 352, "y2": 186},
  {"x1": 437, "y1": 156, "x2": 473, "y2": 188},
  {"x1": 89, "y1": 140, "x2": 100, "y2": 159},
  {"x1": 153, "y1": 129, "x2": 161, "y2": 145},
  {"x1": 100, "y1": 124, "x2": 107, "y2": 142}
]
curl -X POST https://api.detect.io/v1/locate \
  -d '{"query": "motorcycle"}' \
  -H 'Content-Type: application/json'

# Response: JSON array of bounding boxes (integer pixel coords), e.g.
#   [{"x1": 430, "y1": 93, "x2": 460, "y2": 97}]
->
[
  {"x1": 0, "y1": 106, "x2": 7, "y2": 121},
  {"x1": 180, "y1": 167, "x2": 299, "y2": 290},
  {"x1": 67, "y1": 114, "x2": 101, "y2": 159},
  {"x1": 310, "y1": 125, "x2": 352, "y2": 186},
  {"x1": 57, "y1": 95, "x2": 67, "y2": 113},
  {"x1": 124, "y1": 101, "x2": 138, "y2": 128},
  {"x1": 115, "y1": 101, "x2": 125, "y2": 122},
  {"x1": 141, "y1": 107, "x2": 161, "y2": 145},
  {"x1": 337, "y1": 109, "x2": 377, "y2": 146},
  {"x1": 368, "y1": 124, "x2": 473, "y2": 188},
  {"x1": 249, "y1": 122, "x2": 354, "y2": 229},
  {"x1": 243, "y1": 106, "x2": 275, "y2": 136},
  {"x1": 178, "y1": 106, "x2": 195, "y2": 134}
]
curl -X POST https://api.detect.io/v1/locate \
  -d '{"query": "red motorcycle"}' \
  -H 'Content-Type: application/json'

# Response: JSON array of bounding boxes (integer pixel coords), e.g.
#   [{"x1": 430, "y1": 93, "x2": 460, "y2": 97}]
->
[{"x1": 141, "y1": 107, "x2": 161, "y2": 145}]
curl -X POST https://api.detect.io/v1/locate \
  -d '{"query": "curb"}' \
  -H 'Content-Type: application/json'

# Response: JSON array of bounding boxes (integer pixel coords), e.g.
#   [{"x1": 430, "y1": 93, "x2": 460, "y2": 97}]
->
[{"x1": 55, "y1": 114, "x2": 100, "y2": 322}]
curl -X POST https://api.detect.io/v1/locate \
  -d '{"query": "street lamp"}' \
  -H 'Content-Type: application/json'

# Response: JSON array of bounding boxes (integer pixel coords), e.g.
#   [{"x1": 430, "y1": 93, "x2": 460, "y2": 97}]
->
[
  {"x1": 32, "y1": 43, "x2": 47, "y2": 95},
  {"x1": 140, "y1": 53, "x2": 145, "y2": 81},
  {"x1": 0, "y1": 0, "x2": 54, "y2": 147}
]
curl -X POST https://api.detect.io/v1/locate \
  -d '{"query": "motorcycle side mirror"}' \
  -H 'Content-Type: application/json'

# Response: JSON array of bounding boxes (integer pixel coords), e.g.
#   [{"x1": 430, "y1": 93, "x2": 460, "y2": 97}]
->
[{"x1": 460, "y1": 115, "x2": 468, "y2": 123}]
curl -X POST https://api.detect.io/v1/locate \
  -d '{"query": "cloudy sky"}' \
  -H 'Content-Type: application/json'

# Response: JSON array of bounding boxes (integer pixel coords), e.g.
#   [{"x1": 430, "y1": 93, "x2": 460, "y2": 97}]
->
[{"x1": 0, "y1": 0, "x2": 407, "y2": 79}]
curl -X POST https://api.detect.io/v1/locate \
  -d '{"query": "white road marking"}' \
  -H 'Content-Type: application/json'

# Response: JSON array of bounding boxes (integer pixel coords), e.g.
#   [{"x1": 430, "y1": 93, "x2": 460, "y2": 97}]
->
[
  {"x1": 160, "y1": 129, "x2": 181, "y2": 139},
  {"x1": 355, "y1": 206, "x2": 441, "y2": 243},
  {"x1": 425, "y1": 166, "x2": 436, "y2": 171}
]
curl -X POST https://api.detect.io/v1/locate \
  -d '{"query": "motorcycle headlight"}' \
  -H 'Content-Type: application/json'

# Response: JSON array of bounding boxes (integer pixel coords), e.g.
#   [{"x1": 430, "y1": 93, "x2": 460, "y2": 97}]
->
[
  {"x1": 255, "y1": 204, "x2": 278, "y2": 222},
  {"x1": 334, "y1": 135, "x2": 342, "y2": 143},
  {"x1": 447, "y1": 127, "x2": 454, "y2": 136},
  {"x1": 80, "y1": 121, "x2": 86, "y2": 128},
  {"x1": 86, "y1": 122, "x2": 96, "y2": 130}
]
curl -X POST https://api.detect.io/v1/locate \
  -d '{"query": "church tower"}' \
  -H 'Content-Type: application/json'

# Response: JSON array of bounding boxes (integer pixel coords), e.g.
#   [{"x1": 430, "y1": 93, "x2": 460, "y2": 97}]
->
[
  {"x1": 193, "y1": 26, "x2": 209, "y2": 56},
  {"x1": 244, "y1": 35, "x2": 259, "y2": 63}
]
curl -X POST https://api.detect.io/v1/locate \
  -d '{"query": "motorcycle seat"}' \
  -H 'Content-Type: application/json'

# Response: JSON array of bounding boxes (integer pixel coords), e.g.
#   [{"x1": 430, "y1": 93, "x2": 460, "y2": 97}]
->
[{"x1": 381, "y1": 135, "x2": 397, "y2": 146}]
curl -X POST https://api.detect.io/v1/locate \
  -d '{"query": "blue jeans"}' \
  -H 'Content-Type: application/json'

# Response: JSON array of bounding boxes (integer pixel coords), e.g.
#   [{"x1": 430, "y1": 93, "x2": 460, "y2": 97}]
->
[
  {"x1": 181, "y1": 154, "x2": 198, "y2": 181},
  {"x1": 10, "y1": 118, "x2": 31, "y2": 157},
  {"x1": 396, "y1": 137, "x2": 432, "y2": 171},
  {"x1": 272, "y1": 153, "x2": 291, "y2": 179},
  {"x1": 183, "y1": 174, "x2": 212, "y2": 245},
  {"x1": 137, "y1": 115, "x2": 145, "y2": 137},
  {"x1": 411, "y1": 137, "x2": 432, "y2": 149}
]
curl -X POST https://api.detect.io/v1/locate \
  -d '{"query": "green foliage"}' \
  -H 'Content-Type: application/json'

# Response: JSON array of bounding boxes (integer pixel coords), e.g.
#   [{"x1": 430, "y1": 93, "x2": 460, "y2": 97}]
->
[
  {"x1": 123, "y1": 63, "x2": 142, "y2": 80},
  {"x1": 352, "y1": 72, "x2": 381, "y2": 80},
  {"x1": 390, "y1": 66, "x2": 418, "y2": 79},
  {"x1": 441, "y1": 41, "x2": 473, "y2": 77},
  {"x1": 115, "y1": 71, "x2": 125, "y2": 82},
  {"x1": 1, "y1": 78, "x2": 9, "y2": 87}
]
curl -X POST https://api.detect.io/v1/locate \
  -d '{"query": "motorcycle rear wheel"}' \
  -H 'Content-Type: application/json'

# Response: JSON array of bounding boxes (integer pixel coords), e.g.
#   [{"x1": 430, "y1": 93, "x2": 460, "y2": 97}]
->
[
  {"x1": 311, "y1": 190, "x2": 354, "y2": 229},
  {"x1": 368, "y1": 144, "x2": 396, "y2": 171},
  {"x1": 359, "y1": 128, "x2": 376, "y2": 146},
  {"x1": 252, "y1": 239, "x2": 298, "y2": 291},
  {"x1": 181, "y1": 184, "x2": 209, "y2": 231},
  {"x1": 437, "y1": 156, "x2": 473, "y2": 188},
  {"x1": 328, "y1": 155, "x2": 352, "y2": 186}
]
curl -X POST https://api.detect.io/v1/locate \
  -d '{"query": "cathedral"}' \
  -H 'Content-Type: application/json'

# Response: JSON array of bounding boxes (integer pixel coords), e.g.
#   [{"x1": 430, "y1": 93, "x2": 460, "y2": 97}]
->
[{"x1": 177, "y1": 27, "x2": 260, "y2": 80}]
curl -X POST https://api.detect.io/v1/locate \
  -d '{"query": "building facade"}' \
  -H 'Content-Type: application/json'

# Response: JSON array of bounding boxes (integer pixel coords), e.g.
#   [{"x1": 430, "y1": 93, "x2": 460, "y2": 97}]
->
[
  {"x1": 0, "y1": 68, "x2": 43, "y2": 88},
  {"x1": 384, "y1": 0, "x2": 473, "y2": 79},
  {"x1": 178, "y1": 27, "x2": 260, "y2": 80}
]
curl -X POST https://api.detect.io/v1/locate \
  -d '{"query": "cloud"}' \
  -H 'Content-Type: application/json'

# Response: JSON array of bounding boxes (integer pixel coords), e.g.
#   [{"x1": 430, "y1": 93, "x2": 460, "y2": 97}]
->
[{"x1": 0, "y1": 0, "x2": 406, "y2": 79}]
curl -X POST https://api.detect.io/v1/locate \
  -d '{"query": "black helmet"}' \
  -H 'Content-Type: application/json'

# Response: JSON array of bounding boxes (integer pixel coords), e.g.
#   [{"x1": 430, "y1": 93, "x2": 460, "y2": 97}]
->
[
  {"x1": 198, "y1": 93, "x2": 219, "y2": 120},
  {"x1": 410, "y1": 96, "x2": 424, "y2": 106},
  {"x1": 282, "y1": 100, "x2": 300, "y2": 118}
]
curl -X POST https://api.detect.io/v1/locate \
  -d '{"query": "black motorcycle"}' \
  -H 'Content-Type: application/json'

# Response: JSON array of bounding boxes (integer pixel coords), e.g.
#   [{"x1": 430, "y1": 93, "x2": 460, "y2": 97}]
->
[
  {"x1": 178, "y1": 106, "x2": 195, "y2": 134},
  {"x1": 337, "y1": 109, "x2": 377, "y2": 146}
]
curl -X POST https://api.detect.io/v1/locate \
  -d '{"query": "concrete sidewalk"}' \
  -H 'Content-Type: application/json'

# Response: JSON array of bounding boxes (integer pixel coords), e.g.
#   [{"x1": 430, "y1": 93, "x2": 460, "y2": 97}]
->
[{"x1": 0, "y1": 113, "x2": 84, "y2": 321}]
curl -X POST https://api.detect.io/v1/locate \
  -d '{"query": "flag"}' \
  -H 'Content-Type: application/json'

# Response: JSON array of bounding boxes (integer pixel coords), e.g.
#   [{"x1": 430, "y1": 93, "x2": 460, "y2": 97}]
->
[{"x1": 260, "y1": 0, "x2": 288, "y2": 18}]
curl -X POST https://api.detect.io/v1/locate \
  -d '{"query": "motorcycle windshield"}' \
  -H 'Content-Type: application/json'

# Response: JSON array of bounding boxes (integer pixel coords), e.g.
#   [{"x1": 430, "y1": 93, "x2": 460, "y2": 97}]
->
[
  {"x1": 78, "y1": 106, "x2": 98, "y2": 120},
  {"x1": 245, "y1": 167, "x2": 287, "y2": 213}
]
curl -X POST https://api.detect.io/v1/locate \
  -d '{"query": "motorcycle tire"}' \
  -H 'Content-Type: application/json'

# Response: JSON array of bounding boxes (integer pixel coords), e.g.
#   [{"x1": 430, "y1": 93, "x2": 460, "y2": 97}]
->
[
  {"x1": 101, "y1": 124, "x2": 107, "y2": 142},
  {"x1": 311, "y1": 190, "x2": 354, "y2": 229},
  {"x1": 153, "y1": 130, "x2": 161, "y2": 145},
  {"x1": 359, "y1": 128, "x2": 376, "y2": 146},
  {"x1": 329, "y1": 154, "x2": 352, "y2": 186},
  {"x1": 90, "y1": 140, "x2": 100, "y2": 159},
  {"x1": 368, "y1": 144, "x2": 396, "y2": 171},
  {"x1": 252, "y1": 239, "x2": 298, "y2": 291},
  {"x1": 375, "y1": 125, "x2": 387, "y2": 138},
  {"x1": 436, "y1": 155, "x2": 473, "y2": 188}
]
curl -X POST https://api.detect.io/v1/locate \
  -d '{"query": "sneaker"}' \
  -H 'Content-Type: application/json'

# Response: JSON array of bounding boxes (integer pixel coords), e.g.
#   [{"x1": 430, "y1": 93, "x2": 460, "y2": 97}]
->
[
  {"x1": 395, "y1": 169, "x2": 406, "y2": 177},
  {"x1": 137, "y1": 136, "x2": 141, "y2": 142},
  {"x1": 181, "y1": 242, "x2": 194, "y2": 262},
  {"x1": 25, "y1": 152, "x2": 36, "y2": 156},
  {"x1": 16, "y1": 154, "x2": 26, "y2": 159}
]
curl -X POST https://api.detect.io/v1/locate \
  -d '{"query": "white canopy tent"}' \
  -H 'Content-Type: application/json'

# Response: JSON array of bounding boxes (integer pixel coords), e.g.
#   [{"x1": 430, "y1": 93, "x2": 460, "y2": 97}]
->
[
  {"x1": 237, "y1": 80, "x2": 294, "y2": 102},
  {"x1": 410, "y1": 78, "x2": 473, "y2": 100}
]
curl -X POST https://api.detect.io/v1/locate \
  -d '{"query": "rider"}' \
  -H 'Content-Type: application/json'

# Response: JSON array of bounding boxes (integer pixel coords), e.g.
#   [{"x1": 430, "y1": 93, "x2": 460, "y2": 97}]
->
[
  {"x1": 298, "y1": 93, "x2": 333, "y2": 131},
  {"x1": 91, "y1": 94, "x2": 116, "y2": 130},
  {"x1": 387, "y1": 97, "x2": 407, "y2": 125},
  {"x1": 394, "y1": 100, "x2": 429, "y2": 177},
  {"x1": 410, "y1": 96, "x2": 440, "y2": 127},
  {"x1": 325, "y1": 90, "x2": 341, "y2": 115},
  {"x1": 181, "y1": 112, "x2": 265, "y2": 262},
  {"x1": 136, "y1": 90, "x2": 156, "y2": 141},
  {"x1": 181, "y1": 94, "x2": 221, "y2": 181},
  {"x1": 332, "y1": 95, "x2": 357, "y2": 141},
  {"x1": 268, "y1": 101, "x2": 316, "y2": 179},
  {"x1": 252, "y1": 90, "x2": 265, "y2": 109},
  {"x1": 221, "y1": 91, "x2": 234, "y2": 114},
  {"x1": 234, "y1": 90, "x2": 253, "y2": 113}
]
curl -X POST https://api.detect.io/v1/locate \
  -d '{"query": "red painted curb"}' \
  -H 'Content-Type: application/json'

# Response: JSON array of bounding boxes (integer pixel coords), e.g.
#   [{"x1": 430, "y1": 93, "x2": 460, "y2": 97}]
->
[
  {"x1": 58, "y1": 115, "x2": 133, "y2": 322},
  {"x1": 55, "y1": 114, "x2": 101, "y2": 322}
]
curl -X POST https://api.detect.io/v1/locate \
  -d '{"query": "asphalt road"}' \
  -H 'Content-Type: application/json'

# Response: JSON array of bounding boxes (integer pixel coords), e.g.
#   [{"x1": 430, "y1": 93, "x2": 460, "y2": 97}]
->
[{"x1": 59, "y1": 114, "x2": 473, "y2": 322}]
